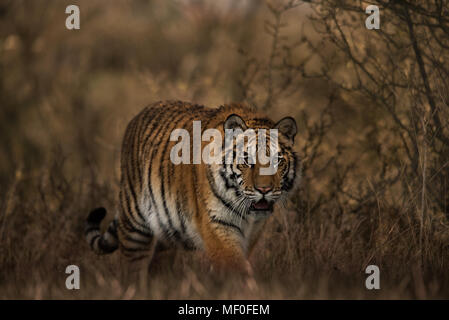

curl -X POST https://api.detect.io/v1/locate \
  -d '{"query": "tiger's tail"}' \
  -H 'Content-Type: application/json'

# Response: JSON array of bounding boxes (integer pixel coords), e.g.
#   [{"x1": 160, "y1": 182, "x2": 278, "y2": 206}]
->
[{"x1": 85, "y1": 207, "x2": 119, "y2": 254}]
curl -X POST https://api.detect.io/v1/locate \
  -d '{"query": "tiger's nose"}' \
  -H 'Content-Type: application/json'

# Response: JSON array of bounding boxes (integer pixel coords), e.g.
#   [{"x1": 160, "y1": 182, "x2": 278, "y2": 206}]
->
[{"x1": 255, "y1": 186, "x2": 272, "y2": 194}]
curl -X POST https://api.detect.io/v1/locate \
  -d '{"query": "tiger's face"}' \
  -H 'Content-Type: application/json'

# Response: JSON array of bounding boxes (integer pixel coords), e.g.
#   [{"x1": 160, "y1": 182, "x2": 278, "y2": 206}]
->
[
  {"x1": 219, "y1": 114, "x2": 299, "y2": 216},
  {"x1": 237, "y1": 149, "x2": 290, "y2": 212}
]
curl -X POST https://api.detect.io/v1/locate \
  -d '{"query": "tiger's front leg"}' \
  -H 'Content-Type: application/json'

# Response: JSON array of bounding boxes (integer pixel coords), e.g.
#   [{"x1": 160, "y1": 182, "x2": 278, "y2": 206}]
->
[{"x1": 200, "y1": 221, "x2": 258, "y2": 290}]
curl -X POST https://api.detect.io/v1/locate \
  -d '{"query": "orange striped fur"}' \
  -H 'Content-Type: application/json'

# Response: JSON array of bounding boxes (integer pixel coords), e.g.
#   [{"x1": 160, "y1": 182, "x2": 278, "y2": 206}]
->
[{"x1": 85, "y1": 100, "x2": 300, "y2": 277}]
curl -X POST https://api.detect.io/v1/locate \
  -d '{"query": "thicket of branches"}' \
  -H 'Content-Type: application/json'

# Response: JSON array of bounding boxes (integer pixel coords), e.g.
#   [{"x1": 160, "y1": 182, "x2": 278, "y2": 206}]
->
[
  {"x1": 237, "y1": 0, "x2": 449, "y2": 273},
  {"x1": 307, "y1": 0, "x2": 449, "y2": 218}
]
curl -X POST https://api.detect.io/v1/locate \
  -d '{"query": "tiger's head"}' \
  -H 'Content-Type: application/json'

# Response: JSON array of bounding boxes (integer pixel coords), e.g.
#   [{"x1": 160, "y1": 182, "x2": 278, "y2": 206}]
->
[{"x1": 214, "y1": 113, "x2": 300, "y2": 217}]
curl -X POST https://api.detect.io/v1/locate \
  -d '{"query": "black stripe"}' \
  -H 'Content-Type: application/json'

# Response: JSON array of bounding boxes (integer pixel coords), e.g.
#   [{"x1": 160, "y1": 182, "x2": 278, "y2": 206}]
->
[
  {"x1": 119, "y1": 180, "x2": 150, "y2": 234},
  {"x1": 123, "y1": 177, "x2": 146, "y2": 225},
  {"x1": 107, "y1": 221, "x2": 118, "y2": 238},
  {"x1": 85, "y1": 226, "x2": 99, "y2": 235},
  {"x1": 176, "y1": 199, "x2": 187, "y2": 235},
  {"x1": 125, "y1": 117, "x2": 139, "y2": 196},
  {"x1": 89, "y1": 235, "x2": 100, "y2": 248},
  {"x1": 206, "y1": 167, "x2": 247, "y2": 221},
  {"x1": 120, "y1": 215, "x2": 153, "y2": 238},
  {"x1": 123, "y1": 234, "x2": 152, "y2": 245},
  {"x1": 219, "y1": 166, "x2": 237, "y2": 190},
  {"x1": 210, "y1": 217, "x2": 244, "y2": 237},
  {"x1": 282, "y1": 152, "x2": 297, "y2": 191}
]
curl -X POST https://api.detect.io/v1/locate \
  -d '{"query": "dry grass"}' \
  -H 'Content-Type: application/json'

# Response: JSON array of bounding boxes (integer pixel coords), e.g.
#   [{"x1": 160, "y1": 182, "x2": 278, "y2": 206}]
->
[{"x1": 1, "y1": 0, "x2": 448, "y2": 299}]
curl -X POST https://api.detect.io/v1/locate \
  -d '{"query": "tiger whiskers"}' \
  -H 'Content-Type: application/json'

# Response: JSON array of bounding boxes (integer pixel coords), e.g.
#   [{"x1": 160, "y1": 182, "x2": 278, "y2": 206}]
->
[{"x1": 226, "y1": 195, "x2": 251, "y2": 228}]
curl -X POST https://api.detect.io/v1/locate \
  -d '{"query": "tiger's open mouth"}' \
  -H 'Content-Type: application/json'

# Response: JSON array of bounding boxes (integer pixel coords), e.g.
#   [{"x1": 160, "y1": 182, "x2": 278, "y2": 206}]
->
[{"x1": 250, "y1": 199, "x2": 274, "y2": 211}]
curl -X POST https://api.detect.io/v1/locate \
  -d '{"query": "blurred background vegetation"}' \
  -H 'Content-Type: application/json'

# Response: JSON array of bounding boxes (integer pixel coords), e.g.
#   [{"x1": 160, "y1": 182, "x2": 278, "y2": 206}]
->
[{"x1": 0, "y1": 0, "x2": 448, "y2": 299}]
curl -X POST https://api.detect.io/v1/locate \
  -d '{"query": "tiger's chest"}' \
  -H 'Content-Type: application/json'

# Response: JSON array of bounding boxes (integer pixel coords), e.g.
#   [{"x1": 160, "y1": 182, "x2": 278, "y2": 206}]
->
[{"x1": 137, "y1": 188, "x2": 264, "y2": 253}]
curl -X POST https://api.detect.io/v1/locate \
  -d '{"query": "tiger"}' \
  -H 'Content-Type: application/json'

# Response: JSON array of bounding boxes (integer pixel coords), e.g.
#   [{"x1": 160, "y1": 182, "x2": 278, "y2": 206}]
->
[{"x1": 85, "y1": 100, "x2": 300, "y2": 281}]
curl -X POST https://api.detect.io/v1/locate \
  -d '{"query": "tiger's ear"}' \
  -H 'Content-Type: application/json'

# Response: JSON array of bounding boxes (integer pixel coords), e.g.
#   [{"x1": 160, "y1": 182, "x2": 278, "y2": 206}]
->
[
  {"x1": 224, "y1": 114, "x2": 248, "y2": 131},
  {"x1": 274, "y1": 117, "x2": 297, "y2": 142}
]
